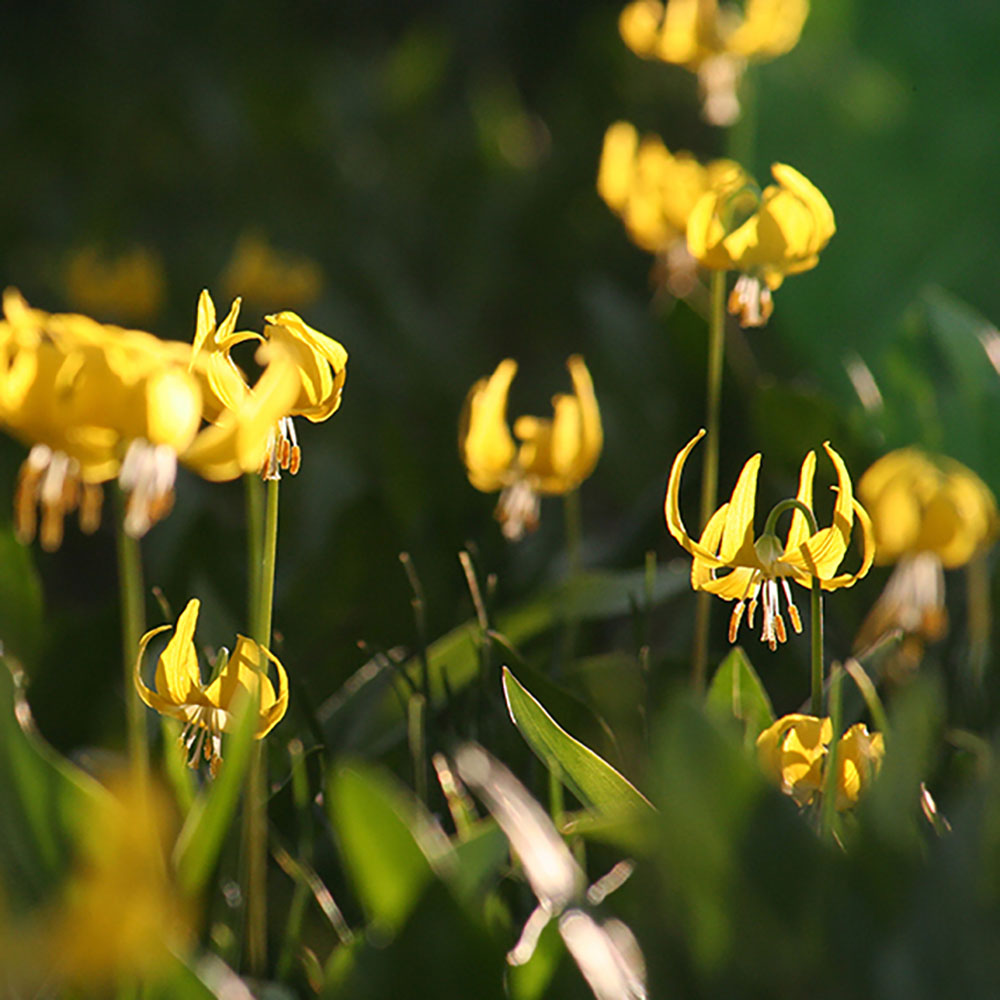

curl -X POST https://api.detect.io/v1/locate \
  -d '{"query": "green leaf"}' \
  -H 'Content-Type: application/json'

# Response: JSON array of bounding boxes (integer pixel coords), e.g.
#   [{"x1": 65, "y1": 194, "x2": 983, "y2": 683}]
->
[
  {"x1": 173, "y1": 686, "x2": 259, "y2": 895},
  {"x1": 705, "y1": 646, "x2": 775, "y2": 744},
  {"x1": 502, "y1": 666, "x2": 653, "y2": 817},
  {"x1": 0, "y1": 527, "x2": 43, "y2": 668},
  {"x1": 327, "y1": 762, "x2": 434, "y2": 934},
  {"x1": 0, "y1": 659, "x2": 104, "y2": 910}
]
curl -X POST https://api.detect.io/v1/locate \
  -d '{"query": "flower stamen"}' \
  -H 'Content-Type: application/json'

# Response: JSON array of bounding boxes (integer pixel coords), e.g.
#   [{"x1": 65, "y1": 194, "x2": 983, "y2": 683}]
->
[
  {"x1": 13, "y1": 443, "x2": 94, "y2": 551},
  {"x1": 728, "y1": 274, "x2": 773, "y2": 328},
  {"x1": 119, "y1": 439, "x2": 177, "y2": 538},
  {"x1": 261, "y1": 416, "x2": 301, "y2": 481},
  {"x1": 496, "y1": 479, "x2": 541, "y2": 541}
]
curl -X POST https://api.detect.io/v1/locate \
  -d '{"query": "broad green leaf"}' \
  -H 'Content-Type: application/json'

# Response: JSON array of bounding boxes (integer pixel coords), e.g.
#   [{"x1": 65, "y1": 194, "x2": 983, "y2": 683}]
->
[
  {"x1": 502, "y1": 666, "x2": 653, "y2": 817},
  {"x1": 173, "y1": 686, "x2": 258, "y2": 895},
  {"x1": 705, "y1": 646, "x2": 775, "y2": 744},
  {"x1": 0, "y1": 659, "x2": 104, "y2": 911},
  {"x1": 327, "y1": 762, "x2": 434, "y2": 934}
]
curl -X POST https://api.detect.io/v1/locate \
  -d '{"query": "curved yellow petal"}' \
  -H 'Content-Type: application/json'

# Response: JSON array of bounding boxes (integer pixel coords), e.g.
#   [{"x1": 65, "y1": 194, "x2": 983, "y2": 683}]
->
[
  {"x1": 134, "y1": 624, "x2": 179, "y2": 716},
  {"x1": 665, "y1": 428, "x2": 732, "y2": 567},
  {"x1": 718, "y1": 452, "x2": 763, "y2": 565},
  {"x1": 782, "y1": 449, "x2": 816, "y2": 554},
  {"x1": 257, "y1": 646, "x2": 289, "y2": 737},
  {"x1": 460, "y1": 359, "x2": 518, "y2": 493},
  {"x1": 699, "y1": 565, "x2": 758, "y2": 600},
  {"x1": 154, "y1": 598, "x2": 204, "y2": 705},
  {"x1": 565, "y1": 354, "x2": 603, "y2": 484},
  {"x1": 691, "y1": 502, "x2": 728, "y2": 590}
]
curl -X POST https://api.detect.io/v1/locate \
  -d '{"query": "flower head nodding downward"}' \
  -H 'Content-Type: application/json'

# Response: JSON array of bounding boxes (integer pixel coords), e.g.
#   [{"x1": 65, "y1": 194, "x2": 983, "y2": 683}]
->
[
  {"x1": 134, "y1": 598, "x2": 288, "y2": 777},
  {"x1": 685, "y1": 162, "x2": 835, "y2": 327},
  {"x1": 665, "y1": 429, "x2": 874, "y2": 650},
  {"x1": 618, "y1": 0, "x2": 809, "y2": 125},
  {"x1": 460, "y1": 356, "x2": 602, "y2": 540},
  {"x1": 854, "y1": 448, "x2": 998, "y2": 663},
  {"x1": 757, "y1": 714, "x2": 884, "y2": 811}
]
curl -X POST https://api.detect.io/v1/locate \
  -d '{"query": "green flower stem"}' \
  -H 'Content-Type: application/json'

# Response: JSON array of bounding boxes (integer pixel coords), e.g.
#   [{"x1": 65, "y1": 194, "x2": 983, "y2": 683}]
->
[
  {"x1": 115, "y1": 489, "x2": 147, "y2": 774},
  {"x1": 245, "y1": 474, "x2": 264, "y2": 629},
  {"x1": 691, "y1": 268, "x2": 728, "y2": 693},
  {"x1": 245, "y1": 475, "x2": 280, "y2": 975},
  {"x1": 810, "y1": 578, "x2": 824, "y2": 717},
  {"x1": 820, "y1": 665, "x2": 843, "y2": 838}
]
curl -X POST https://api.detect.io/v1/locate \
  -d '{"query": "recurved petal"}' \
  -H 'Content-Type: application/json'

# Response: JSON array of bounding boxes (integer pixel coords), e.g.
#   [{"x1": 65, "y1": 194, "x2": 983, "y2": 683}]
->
[
  {"x1": 691, "y1": 502, "x2": 728, "y2": 590},
  {"x1": 460, "y1": 359, "x2": 518, "y2": 493},
  {"x1": 665, "y1": 428, "x2": 732, "y2": 568},
  {"x1": 699, "y1": 565, "x2": 758, "y2": 600},
  {"x1": 813, "y1": 498, "x2": 875, "y2": 590},
  {"x1": 155, "y1": 599, "x2": 205, "y2": 705},
  {"x1": 566, "y1": 354, "x2": 602, "y2": 481},
  {"x1": 770, "y1": 163, "x2": 835, "y2": 249},
  {"x1": 718, "y1": 452, "x2": 763, "y2": 565},
  {"x1": 782, "y1": 449, "x2": 816, "y2": 554},
  {"x1": 257, "y1": 646, "x2": 289, "y2": 737},
  {"x1": 191, "y1": 290, "x2": 217, "y2": 361},
  {"x1": 134, "y1": 624, "x2": 177, "y2": 714}
]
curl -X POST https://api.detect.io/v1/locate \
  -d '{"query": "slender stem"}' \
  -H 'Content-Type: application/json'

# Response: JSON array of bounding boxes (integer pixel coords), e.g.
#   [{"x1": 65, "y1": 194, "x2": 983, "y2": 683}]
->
[
  {"x1": 245, "y1": 476, "x2": 280, "y2": 976},
  {"x1": 245, "y1": 474, "x2": 264, "y2": 630},
  {"x1": 115, "y1": 490, "x2": 147, "y2": 774},
  {"x1": 691, "y1": 269, "x2": 728, "y2": 693},
  {"x1": 408, "y1": 693, "x2": 428, "y2": 806},
  {"x1": 563, "y1": 489, "x2": 583, "y2": 576},
  {"x1": 810, "y1": 577, "x2": 824, "y2": 717},
  {"x1": 820, "y1": 665, "x2": 843, "y2": 838}
]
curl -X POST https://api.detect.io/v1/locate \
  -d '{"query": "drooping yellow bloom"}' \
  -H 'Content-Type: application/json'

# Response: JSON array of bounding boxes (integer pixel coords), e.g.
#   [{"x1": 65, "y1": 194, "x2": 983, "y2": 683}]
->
[
  {"x1": 221, "y1": 232, "x2": 323, "y2": 309},
  {"x1": 64, "y1": 245, "x2": 166, "y2": 323},
  {"x1": 619, "y1": 0, "x2": 809, "y2": 124},
  {"x1": 134, "y1": 598, "x2": 288, "y2": 776},
  {"x1": 757, "y1": 714, "x2": 884, "y2": 810},
  {"x1": 40, "y1": 774, "x2": 191, "y2": 987},
  {"x1": 665, "y1": 428, "x2": 874, "y2": 650},
  {"x1": 597, "y1": 121, "x2": 741, "y2": 292},
  {"x1": 0, "y1": 289, "x2": 204, "y2": 545},
  {"x1": 460, "y1": 356, "x2": 602, "y2": 540},
  {"x1": 188, "y1": 289, "x2": 348, "y2": 479},
  {"x1": 686, "y1": 162, "x2": 835, "y2": 326},
  {"x1": 854, "y1": 449, "x2": 998, "y2": 656}
]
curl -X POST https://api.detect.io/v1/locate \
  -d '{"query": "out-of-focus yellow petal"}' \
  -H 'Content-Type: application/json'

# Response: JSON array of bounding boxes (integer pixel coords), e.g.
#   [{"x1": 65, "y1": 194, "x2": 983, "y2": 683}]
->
[
  {"x1": 597, "y1": 121, "x2": 639, "y2": 212},
  {"x1": 836, "y1": 723, "x2": 884, "y2": 811},
  {"x1": 727, "y1": 0, "x2": 810, "y2": 61},
  {"x1": 460, "y1": 359, "x2": 518, "y2": 493}
]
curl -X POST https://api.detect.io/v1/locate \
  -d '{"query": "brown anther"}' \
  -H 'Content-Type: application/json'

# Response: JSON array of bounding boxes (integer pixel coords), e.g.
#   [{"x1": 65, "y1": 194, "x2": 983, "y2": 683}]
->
[
  {"x1": 788, "y1": 604, "x2": 803, "y2": 634},
  {"x1": 767, "y1": 634, "x2": 777, "y2": 652},
  {"x1": 278, "y1": 437, "x2": 291, "y2": 469},
  {"x1": 78, "y1": 483, "x2": 104, "y2": 534},
  {"x1": 288, "y1": 445, "x2": 301, "y2": 475},
  {"x1": 40, "y1": 505, "x2": 66, "y2": 552},
  {"x1": 747, "y1": 597, "x2": 758, "y2": 630},
  {"x1": 774, "y1": 613, "x2": 787, "y2": 645},
  {"x1": 728, "y1": 602, "x2": 745, "y2": 643}
]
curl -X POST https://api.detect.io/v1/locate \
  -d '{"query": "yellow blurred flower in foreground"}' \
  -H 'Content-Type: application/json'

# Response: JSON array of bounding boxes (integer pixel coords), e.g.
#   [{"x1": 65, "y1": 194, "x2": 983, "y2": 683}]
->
[
  {"x1": 188, "y1": 289, "x2": 348, "y2": 479},
  {"x1": 134, "y1": 598, "x2": 288, "y2": 776},
  {"x1": 757, "y1": 714, "x2": 884, "y2": 810},
  {"x1": 665, "y1": 429, "x2": 874, "y2": 650},
  {"x1": 460, "y1": 356, "x2": 602, "y2": 540},
  {"x1": 221, "y1": 232, "x2": 323, "y2": 308},
  {"x1": 686, "y1": 162, "x2": 835, "y2": 326},
  {"x1": 28, "y1": 774, "x2": 191, "y2": 989},
  {"x1": 855, "y1": 449, "x2": 998, "y2": 657},
  {"x1": 597, "y1": 121, "x2": 740, "y2": 294},
  {"x1": 64, "y1": 245, "x2": 166, "y2": 323},
  {"x1": 619, "y1": 0, "x2": 809, "y2": 124},
  {"x1": 0, "y1": 290, "x2": 203, "y2": 545}
]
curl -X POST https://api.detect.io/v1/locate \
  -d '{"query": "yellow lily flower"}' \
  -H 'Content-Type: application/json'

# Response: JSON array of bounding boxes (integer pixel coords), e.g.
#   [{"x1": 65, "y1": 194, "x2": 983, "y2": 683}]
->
[
  {"x1": 665, "y1": 428, "x2": 874, "y2": 650},
  {"x1": 854, "y1": 449, "x2": 998, "y2": 658},
  {"x1": 189, "y1": 290, "x2": 348, "y2": 478},
  {"x1": 64, "y1": 245, "x2": 166, "y2": 323},
  {"x1": 460, "y1": 356, "x2": 602, "y2": 540},
  {"x1": 221, "y1": 232, "x2": 323, "y2": 309},
  {"x1": 686, "y1": 162, "x2": 835, "y2": 327},
  {"x1": 1, "y1": 290, "x2": 204, "y2": 546},
  {"x1": 619, "y1": 0, "x2": 809, "y2": 124},
  {"x1": 757, "y1": 714, "x2": 884, "y2": 810},
  {"x1": 597, "y1": 121, "x2": 741, "y2": 292},
  {"x1": 134, "y1": 598, "x2": 288, "y2": 776}
]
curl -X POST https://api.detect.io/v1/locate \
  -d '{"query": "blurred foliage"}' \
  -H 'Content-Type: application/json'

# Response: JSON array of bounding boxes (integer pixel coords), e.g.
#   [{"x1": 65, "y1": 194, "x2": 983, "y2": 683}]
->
[{"x1": 2, "y1": 0, "x2": 1000, "y2": 997}]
